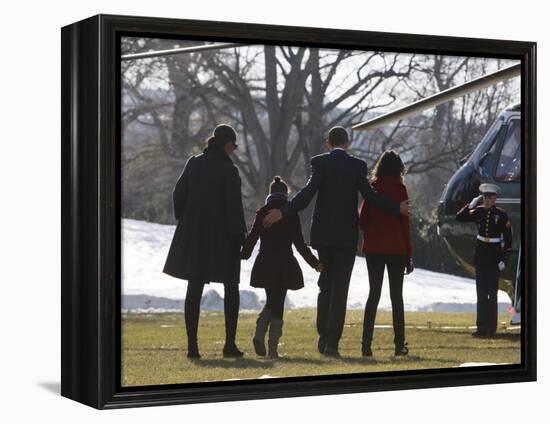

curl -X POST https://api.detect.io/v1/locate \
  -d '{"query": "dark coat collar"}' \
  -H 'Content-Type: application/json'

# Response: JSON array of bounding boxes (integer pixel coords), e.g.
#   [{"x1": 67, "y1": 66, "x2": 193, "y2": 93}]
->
[
  {"x1": 265, "y1": 192, "x2": 288, "y2": 204},
  {"x1": 203, "y1": 145, "x2": 231, "y2": 161},
  {"x1": 330, "y1": 148, "x2": 348, "y2": 156}
]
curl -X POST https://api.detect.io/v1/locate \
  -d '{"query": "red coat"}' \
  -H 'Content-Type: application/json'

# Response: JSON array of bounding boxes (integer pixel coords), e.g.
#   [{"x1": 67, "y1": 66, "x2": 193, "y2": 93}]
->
[
  {"x1": 359, "y1": 176, "x2": 412, "y2": 257},
  {"x1": 241, "y1": 196, "x2": 319, "y2": 290}
]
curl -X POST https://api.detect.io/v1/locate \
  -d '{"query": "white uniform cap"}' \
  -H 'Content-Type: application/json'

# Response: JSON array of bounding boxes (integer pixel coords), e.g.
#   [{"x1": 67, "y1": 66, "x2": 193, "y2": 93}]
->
[{"x1": 479, "y1": 183, "x2": 501, "y2": 195}]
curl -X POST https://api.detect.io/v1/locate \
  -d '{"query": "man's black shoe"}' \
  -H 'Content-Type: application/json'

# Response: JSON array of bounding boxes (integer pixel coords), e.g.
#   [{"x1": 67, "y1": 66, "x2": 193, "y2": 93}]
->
[
  {"x1": 394, "y1": 343, "x2": 409, "y2": 356},
  {"x1": 187, "y1": 342, "x2": 201, "y2": 359},
  {"x1": 318, "y1": 336, "x2": 326, "y2": 354},
  {"x1": 323, "y1": 346, "x2": 341, "y2": 358},
  {"x1": 187, "y1": 352, "x2": 201, "y2": 360},
  {"x1": 471, "y1": 331, "x2": 488, "y2": 338},
  {"x1": 361, "y1": 346, "x2": 373, "y2": 357},
  {"x1": 223, "y1": 344, "x2": 244, "y2": 358}
]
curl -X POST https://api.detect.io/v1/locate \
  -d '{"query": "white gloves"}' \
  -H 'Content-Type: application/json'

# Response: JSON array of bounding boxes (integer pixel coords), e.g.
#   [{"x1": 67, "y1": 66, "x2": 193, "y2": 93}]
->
[
  {"x1": 469, "y1": 195, "x2": 484, "y2": 209},
  {"x1": 498, "y1": 261, "x2": 506, "y2": 271}
]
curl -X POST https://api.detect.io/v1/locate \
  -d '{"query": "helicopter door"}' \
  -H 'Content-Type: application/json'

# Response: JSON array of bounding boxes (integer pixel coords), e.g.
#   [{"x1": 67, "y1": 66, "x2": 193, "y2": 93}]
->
[
  {"x1": 492, "y1": 117, "x2": 521, "y2": 313},
  {"x1": 494, "y1": 118, "x2": 521, "y2": 182},
  {"x1": 474, "y1": 121, "x2": 503, "y2": 175}
]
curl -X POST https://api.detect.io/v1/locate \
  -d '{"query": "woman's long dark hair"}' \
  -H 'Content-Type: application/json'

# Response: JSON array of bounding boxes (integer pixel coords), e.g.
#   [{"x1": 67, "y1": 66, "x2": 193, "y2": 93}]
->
[
  {"x1": 206, "y1": 135, "x2": 225, "y2": 149},
  {"x1": 371, "y1": 150, "x2": 406, "y2": 182},
  {"x1": 206, "y1": 124, "x2": 236, "y2": 150}
]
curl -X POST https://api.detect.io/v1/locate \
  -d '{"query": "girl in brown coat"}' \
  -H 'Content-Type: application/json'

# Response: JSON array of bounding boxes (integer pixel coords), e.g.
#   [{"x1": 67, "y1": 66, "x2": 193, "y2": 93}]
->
[{"x1": 241, "y1": 176, "x2": 323, "y2": 358}]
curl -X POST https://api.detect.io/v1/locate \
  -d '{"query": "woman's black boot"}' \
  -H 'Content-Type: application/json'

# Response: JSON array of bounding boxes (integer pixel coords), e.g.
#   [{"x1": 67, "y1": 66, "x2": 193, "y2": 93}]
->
[
  {"x1": 395, "y1": 342, "x2": 409, "y2": 356},
  {"x1": 253, "y1": 307, "x2": 272, "y2": 356},
  {"x1": 187, "y1": 340, "x2": 201, "y2": 359},
  {"x1": 268, "y1": 319, "x2": 284, "y2": 359},
  {"x1": 361, "y1": 344, "x2": 373, "y2": 357}
]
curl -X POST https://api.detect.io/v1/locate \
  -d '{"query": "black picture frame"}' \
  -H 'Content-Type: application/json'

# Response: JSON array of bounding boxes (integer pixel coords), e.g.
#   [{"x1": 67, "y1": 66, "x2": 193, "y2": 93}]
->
[{"x1": 61, "y1": 14, "x2": 537, "y2": 409}]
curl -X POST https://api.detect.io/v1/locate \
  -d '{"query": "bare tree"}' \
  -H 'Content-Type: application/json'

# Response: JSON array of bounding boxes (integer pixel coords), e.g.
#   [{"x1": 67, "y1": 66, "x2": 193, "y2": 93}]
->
[
  {"x1": 349, "y1": 55, "x2": 519, "y2": 219},
  {"x1": 121, "y1": 40, "x2": 519, "y2": 226},
  {"x1": 351, "y1": 56, "x2": 519, "y2": 175},
  {"x1": 197, "y1": 47, "x2": 414, "y2": 205}
]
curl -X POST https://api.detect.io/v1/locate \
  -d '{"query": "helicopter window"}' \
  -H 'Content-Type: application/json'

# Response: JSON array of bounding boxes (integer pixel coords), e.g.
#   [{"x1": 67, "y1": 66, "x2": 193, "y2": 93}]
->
[
  {"x1": 478, "y1": 134, "x2": 499, "y2": 167},
  {"x1": 470, "y1": 118, "x2": 503, "y2": 167},
  {"x1": 495, "y1": 119, "x2": 521, "y2": 182}
]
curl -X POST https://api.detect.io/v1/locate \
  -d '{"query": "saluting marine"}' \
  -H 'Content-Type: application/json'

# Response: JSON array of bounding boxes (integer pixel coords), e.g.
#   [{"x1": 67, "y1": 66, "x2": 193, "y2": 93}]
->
[{"x1": 456, "y1": 183, "x2": 512, "y2": 338}]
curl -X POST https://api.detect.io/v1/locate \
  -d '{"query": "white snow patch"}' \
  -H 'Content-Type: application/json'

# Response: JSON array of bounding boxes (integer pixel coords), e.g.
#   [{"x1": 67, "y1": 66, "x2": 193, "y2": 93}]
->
[{"x1": 122, "y1": 218, "x2": 511, "y2": 313}]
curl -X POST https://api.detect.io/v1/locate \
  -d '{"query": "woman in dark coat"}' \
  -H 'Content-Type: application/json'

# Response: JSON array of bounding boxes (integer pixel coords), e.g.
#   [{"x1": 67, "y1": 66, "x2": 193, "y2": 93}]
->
[
  {"x1": 241, "y1": 176, "x2": 323, "y2": 358},
  {"x1": 163, "y1": 124, "x2": 247, "y2": 359},
  {"x1": 358, "y1": 150, "x2": 413, "y2": 357}
]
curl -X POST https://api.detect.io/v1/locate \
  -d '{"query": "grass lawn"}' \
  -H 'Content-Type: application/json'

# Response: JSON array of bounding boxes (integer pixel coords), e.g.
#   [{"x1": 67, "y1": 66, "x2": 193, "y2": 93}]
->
[{"x1": 121, "y1": 309, "x2": 520, "y2": 387}]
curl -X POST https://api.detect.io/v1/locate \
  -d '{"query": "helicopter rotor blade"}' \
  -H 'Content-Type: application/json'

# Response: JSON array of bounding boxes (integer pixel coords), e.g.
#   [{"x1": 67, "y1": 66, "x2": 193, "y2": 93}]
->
[
  {"x1": 352, "y1": 63, "x2": 520, "y2": 131},
  {"x1": 121, "y1": 42, "x2": 247, "y2": 61}
]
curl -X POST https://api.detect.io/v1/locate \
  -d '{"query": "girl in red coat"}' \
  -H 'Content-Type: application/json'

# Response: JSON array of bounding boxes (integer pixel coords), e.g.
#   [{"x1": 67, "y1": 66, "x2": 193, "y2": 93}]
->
[
  {"x1": 358, "y1": 150, "x2": 413, "y2": 357},
  {"x1": 241, "y1": 176, "x2": 323, "y2": 358}
]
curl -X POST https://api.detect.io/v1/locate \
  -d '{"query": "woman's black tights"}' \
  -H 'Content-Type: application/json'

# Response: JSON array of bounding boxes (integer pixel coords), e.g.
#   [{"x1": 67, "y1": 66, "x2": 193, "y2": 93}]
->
[
  {"x1": 185, "y1": 281, "x2": 240, "y2": 346},
  {"x1": 363, "y1": 254, "x2": 406, "y2": 348},
  {"x1": 264, "y1": 287, "x2": 287, "y2": 319}
]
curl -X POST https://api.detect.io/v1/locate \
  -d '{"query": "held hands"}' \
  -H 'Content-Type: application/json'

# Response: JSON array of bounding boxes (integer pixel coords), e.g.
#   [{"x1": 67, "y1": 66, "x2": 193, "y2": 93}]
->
[
  {"x1": 263, "y1": 209, "x2": 283, "y2": 227},
  {"x1": 469, "y1": 195, "x2": 484, "y2": 209},
  {"x1": 400, "y1": 200, "x2": 410, "y2": 216},
  {"x1": 315, "y1": 263, "x2": 324, "y2": 273},
  {"x1": 498, "y1": 261, "x2": 506, "y2": 271}
]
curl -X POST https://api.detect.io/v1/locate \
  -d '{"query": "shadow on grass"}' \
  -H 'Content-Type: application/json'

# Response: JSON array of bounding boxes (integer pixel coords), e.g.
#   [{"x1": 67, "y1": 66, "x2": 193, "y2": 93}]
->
[
  {"x1": 190, "y1": 355, "x2": 336, "y2": 367},
  {"x1": 272, "y1": 356, "x2": 329, "y2": 365},
  {"x1": 186, "y1": 354, "x2": 451, "y2": 367},
  {"x1": 488, "y1": 333, "x2": 521, "y2": 341},
  {"x1": 337, "y1": 354, "x2": 459, "y2": 366},
  {"x1": 188, "y1": 357, "x2": 275, "y2": 369},
  {"x1": 128, "y1": 347, "x2": 183, "y2": 352},
  {"x1": 400, "y1": 344, "x2": 519, "y2": 352},
  {"x1": 427, "y1": 329, "x2": 521, "y2": 340}
]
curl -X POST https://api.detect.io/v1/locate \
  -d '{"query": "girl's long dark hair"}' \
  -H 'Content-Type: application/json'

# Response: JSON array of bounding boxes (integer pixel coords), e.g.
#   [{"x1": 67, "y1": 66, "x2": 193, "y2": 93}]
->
[{"x1": 371, "y1": 150, "x2": 406, "y2": 182}]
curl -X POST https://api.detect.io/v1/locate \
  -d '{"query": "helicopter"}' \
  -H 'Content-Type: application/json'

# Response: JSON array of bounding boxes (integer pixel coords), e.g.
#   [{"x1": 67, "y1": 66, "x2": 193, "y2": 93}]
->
[{"x1": 352, "y1": 63, "x2": 522, "y2": 325}]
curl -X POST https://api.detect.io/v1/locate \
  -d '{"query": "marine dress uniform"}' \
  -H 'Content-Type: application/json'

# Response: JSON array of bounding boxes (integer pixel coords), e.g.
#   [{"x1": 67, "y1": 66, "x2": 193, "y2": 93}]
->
[{"x1": 456, "y1": 184, "x2": 512, "y2": 337}]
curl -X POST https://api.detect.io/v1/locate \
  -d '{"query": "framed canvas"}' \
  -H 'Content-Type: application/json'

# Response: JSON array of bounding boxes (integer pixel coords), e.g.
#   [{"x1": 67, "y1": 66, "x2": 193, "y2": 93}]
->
[{"x1": 61, "y1": 14, "x2": 536, "y2": 409}]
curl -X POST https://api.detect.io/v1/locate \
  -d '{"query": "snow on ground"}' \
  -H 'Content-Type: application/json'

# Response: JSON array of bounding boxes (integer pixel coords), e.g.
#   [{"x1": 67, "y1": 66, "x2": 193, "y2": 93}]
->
[{"x1": 122, "y1": 218, "x2": 511, "y2": 313}]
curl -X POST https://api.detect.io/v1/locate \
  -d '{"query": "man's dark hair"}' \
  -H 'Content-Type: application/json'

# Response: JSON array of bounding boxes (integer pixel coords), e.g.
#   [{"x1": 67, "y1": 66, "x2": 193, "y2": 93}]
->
[{"x1": 327, "y1": 126, "x2": 349, "y2": 147}]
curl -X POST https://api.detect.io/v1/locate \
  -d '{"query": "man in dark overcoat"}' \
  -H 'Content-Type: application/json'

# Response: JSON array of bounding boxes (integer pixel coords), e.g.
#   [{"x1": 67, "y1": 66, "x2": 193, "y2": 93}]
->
[
  {"x1": 163, "y1": 124, "x2": 247, "y2": 359},
  {"x1": 263, "y1": 127, "x2": 409, "y2": 357}
]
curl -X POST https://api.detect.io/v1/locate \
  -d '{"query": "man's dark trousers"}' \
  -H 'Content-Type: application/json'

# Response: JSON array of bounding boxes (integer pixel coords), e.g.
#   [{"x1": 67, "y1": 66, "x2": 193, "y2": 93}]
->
[
  {"x1": 475, "y1": 264, "x2": 499, "y2": 334},
  {"x1": 316, "y1": 247, "x2": 356, "y2": 350}
]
